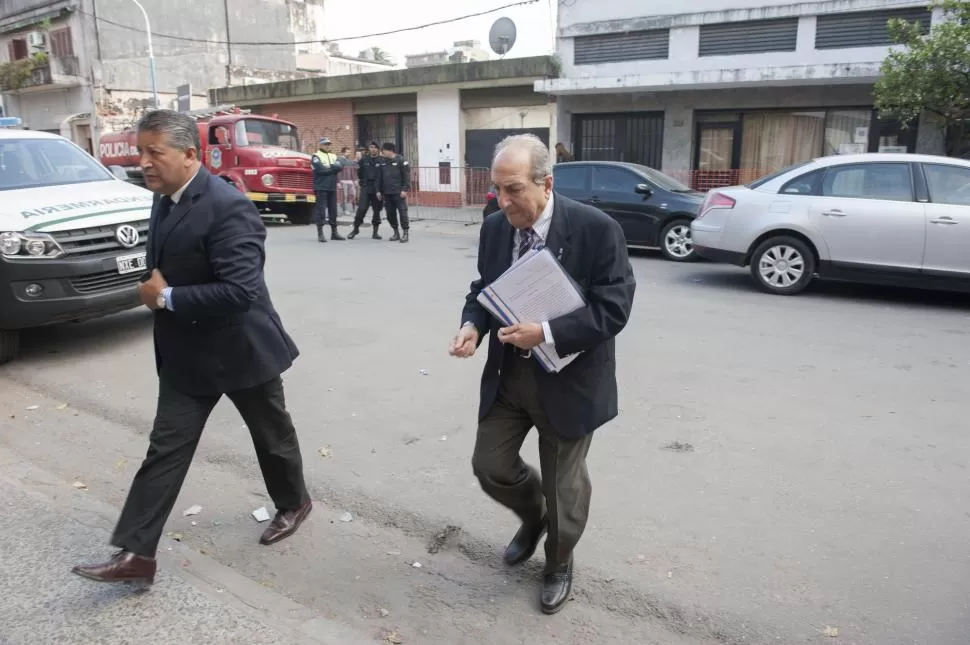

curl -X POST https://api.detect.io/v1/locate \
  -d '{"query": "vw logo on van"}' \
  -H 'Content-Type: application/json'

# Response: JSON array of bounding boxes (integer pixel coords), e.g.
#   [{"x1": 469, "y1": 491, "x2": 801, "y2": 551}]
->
[{"x1": 115, "y1": 224, "x2": 140, "y2": 249}]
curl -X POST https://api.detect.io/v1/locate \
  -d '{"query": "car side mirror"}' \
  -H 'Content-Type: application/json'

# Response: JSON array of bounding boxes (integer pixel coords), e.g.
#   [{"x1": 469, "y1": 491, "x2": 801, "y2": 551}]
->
[
  {"x1": 635, "y1": 183, "x2": 653, "y2": 197},
  {"x1": 107, "y1": 165, "x2": 129, "y2": 181}
]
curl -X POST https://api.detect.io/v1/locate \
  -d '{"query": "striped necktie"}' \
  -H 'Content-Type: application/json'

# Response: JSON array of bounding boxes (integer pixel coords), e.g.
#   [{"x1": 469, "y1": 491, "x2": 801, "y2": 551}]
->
[{"x1": 518, "y1": 227, "x2": 537, "y2": 259}]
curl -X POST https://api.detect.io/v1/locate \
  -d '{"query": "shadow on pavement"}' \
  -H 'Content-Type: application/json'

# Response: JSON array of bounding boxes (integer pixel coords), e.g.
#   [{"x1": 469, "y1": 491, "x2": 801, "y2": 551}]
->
[
  {"x1": 14, "y1": 309, "x2": 153, "y2": 364},
  {"x1": 677, "y1": 267, "x2": 970, "y2": 311}
]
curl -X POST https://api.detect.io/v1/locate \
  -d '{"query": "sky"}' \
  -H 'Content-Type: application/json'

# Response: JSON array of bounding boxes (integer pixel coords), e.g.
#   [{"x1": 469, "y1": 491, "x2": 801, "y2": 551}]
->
[{"x1": 322, "y1": 0, "x2": 557, "y2": 63}]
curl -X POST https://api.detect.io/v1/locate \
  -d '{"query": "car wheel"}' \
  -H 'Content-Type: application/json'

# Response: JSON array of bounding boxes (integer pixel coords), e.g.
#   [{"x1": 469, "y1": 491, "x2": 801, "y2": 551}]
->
[
  {"x1": 0, "y1": 329, "x2": 20, "y2": 365},
  {"x1": 660, "y1": 219, "x2": 697, "y2": 262},
  {"x1": 749, "y1": 236, "x2": 815, "y2": 295}
]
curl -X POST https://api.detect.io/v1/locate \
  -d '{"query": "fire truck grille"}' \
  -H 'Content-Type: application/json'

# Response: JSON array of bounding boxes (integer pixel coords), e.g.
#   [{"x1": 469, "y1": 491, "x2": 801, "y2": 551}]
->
[{"x1": 276, "y1": 171, "x2": 313, "y2": 191}]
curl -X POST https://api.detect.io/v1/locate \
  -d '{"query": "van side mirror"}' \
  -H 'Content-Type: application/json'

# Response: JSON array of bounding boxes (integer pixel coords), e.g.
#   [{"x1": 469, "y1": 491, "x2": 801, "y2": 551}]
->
[{"x1": 635, "y1": 183, "x2": 653, "y2": 197}]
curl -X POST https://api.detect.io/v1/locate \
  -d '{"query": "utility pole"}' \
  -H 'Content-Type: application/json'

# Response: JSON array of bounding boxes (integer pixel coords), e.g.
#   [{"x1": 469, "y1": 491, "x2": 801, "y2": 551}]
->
[{"x1": 128, "y1": 0, "x2": 158, "y2": 108}]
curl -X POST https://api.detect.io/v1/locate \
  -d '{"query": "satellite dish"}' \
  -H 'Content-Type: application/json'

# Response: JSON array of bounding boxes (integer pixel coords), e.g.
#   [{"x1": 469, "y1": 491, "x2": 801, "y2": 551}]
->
[{"x1": 489, "y1": 17, "x2": 517, "y2": 57}]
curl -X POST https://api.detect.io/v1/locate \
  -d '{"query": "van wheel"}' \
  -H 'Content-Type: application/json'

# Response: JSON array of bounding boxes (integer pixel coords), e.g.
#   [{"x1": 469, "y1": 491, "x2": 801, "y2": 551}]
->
[
  {"x1": 749, "y1": 236, "x2": 815, "y2": 295},
  {"x1": 0, "y1": 329, "x2": 20, "y2": 365}
]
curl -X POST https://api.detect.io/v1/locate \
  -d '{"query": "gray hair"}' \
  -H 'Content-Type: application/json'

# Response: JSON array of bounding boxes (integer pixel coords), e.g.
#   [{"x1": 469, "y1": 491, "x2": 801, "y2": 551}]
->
[
  {"x1": 136, "y1": 109, "x2": 200, "y2": 152},
  {"x1": 492, "y1": 134, "x2": 552, "y2": 184}
]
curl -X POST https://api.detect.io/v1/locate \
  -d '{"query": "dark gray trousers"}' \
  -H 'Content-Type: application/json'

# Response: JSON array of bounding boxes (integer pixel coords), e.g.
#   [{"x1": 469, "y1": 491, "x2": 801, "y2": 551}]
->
[
  {"x1": 472, "y1": 351, "x2": 593, "y2": 574},
  {"x1": 111, "y1": 376, "x2": 309, "y2": 557}
]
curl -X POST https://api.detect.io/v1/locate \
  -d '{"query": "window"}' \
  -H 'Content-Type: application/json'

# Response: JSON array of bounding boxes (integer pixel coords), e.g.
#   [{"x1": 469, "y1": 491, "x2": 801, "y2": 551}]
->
[
  {"x1": 923, "y1": 164, "x2": 970, "y2": 207},
  {"x1": 740, "y1": 111, "x2": 826, "y2": 171},
  {"x1": 815, "y1": 7, "x2": 931, "y2": 49},
  {"x1": 780, "y1": 169, "x2": 825, "y2": 195},
  {"x1": 592, "y1": 166, "x2": 637, "y2": 193},
  {"x1": 821, "y1": 163, "x2": 913, "y2": 202},
  {"x1": 574, "y1": 29, "x2": 669, "y2": 65},
  {"x1": 233, "y1": 119, "x2": 300, "y2": 150},
  {"x1": 553, "y1": 165, "x2": 587, "y2": 191},
  {"x1": 0, "y1": 138, "x2": 111, "y2": 191},
  {"x1": 8, "y1": 38, "x2": 28, "y2": 61},
  {"x1": 698, "y1": 18, "x2": 798, "y2": 56},
  {"x1": 824, "y1": 109, "x2": 871, "y2": 155},
  {"x1": 49, "y1": 27, "x2": 73, "y2": 58}
]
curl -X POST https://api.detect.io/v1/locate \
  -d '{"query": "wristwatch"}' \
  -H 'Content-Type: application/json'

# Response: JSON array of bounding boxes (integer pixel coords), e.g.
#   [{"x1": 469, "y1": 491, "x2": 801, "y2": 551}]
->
[{"x1": 156, "y1": 294, "x2": 166, "y2": 310}]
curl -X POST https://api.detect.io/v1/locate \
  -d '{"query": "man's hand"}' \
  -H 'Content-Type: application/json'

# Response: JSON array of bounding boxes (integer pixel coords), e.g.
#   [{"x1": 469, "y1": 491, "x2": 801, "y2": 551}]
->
[
  {"x1": 138, "y1": 268, "x2": 168, "y2": 309},
  {"x1": 449, "y1": 325, "x2": 479, "y2": 358},
  {"x1": 401, "y1": 192, "x2": 407, "y2": 200},
  {"x1": 498, "y1": 323, "x2": 544, "y2": 350}
]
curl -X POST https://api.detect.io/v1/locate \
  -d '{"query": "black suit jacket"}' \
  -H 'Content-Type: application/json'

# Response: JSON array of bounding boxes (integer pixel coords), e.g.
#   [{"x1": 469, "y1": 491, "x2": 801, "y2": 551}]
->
[
  {"x1": 460, "y1": 193, "x2": 636, "y2": 440},
  {"x1": 145, "y1": 166, "x2": 299, "y2": 397}
]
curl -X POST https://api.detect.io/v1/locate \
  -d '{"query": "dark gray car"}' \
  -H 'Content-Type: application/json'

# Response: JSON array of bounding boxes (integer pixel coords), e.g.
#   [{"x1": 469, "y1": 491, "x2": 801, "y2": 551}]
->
[{"x1": 553, "y1": 161, "x2": 704, "y2": 261}]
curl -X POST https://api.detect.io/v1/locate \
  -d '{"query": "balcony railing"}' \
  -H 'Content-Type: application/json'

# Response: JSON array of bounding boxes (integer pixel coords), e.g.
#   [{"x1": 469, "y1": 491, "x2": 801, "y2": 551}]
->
[{"x1": 0, "y1": 55, "x2": 81, "y2": 91}]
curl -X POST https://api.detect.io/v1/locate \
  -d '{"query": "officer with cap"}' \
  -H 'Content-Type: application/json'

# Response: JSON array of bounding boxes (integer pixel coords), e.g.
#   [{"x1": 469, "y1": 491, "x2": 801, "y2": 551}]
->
[
  {"x1": 348, "y1": 141, "x2": 384, "y2": 240},
  {"x1": 376, "y1": 142, "x2": 411, "y2": 243},
  {"x1": 311, "y1": 137, "x2": 346, "y2": 242}
]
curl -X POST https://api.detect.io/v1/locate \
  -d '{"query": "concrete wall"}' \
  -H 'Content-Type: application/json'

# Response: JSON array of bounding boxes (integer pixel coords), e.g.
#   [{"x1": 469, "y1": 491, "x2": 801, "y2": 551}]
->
[
  {"x1": 416, "y1": 87, "x2": 461, "y2": 194},
  {"x1": 93, "y1": 0, "x2": 321, "y2": 93},
  {"x1": 558, "y1": 0, "x2": 930, "y2": 31},
  {"x1": 554, "y1": 0, "x2": 936, "y2": 86}
]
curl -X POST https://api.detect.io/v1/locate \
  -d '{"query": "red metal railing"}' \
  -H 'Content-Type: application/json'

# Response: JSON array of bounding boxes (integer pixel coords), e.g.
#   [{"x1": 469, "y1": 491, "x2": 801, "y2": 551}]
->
[{"x1": 664, "y1": 169, "x2": 772, "y2": 192}]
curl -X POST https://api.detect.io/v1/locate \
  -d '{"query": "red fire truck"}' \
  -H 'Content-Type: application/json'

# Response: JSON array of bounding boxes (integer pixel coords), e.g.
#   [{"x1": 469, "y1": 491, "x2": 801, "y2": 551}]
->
[{"x1": 98, "y1": 105, "x2": 316, "y2": 225}]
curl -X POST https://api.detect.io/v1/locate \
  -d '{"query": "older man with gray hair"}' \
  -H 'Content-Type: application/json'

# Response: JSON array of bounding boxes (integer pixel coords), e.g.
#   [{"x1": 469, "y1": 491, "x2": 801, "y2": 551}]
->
[
  {"x1": 449, "y1": 134, "x2": 636, "y2": 613},
  {"x1": 72, "y1": 109, "x2": 312, "y2": 588}
]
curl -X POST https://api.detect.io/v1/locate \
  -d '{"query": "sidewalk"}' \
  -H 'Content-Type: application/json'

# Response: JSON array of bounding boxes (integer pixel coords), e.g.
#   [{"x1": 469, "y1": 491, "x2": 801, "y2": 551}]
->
[{"x1": 0, "y1": 452, "x2": 371, "y2": 645}]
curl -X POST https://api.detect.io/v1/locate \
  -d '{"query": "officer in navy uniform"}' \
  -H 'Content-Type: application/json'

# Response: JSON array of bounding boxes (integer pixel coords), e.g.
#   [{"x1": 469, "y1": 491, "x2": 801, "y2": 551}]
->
[{"x1": 376, "y1": 142, "x2": 410, "y2": 243}]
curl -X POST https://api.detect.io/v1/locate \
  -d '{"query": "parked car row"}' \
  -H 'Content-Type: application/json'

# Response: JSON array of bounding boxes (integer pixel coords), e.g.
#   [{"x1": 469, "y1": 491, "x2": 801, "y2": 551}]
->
[{"x1": 485, "y1": 153, "x2": 970, "y2": 297}]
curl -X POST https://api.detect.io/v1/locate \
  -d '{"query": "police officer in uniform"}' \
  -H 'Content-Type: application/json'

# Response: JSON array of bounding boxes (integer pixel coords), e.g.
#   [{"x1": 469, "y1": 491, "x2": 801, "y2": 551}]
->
[
  {"x1": 311, "y1": 137, "x2": 346, "y2": 242},
  {"x1": 376, "y1": 142, "x2": 410, "y2": 243},
  {"x1": 348, "y1": 141, "x2": 384, "y2": 240}
]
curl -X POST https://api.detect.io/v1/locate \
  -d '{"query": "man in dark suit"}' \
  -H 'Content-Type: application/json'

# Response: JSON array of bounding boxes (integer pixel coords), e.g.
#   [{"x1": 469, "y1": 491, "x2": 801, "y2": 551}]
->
[
  {"x1": 72, "y1": 109, "x2": 312, "y2": 587},
  {"x1": 449, "y1": 134, "x2": 636, "y2": 614}
]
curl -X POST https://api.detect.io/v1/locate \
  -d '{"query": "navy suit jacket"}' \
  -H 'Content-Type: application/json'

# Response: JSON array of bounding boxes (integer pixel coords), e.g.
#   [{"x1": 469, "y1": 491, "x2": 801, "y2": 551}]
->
[
  {"x1": 145, "y1": 166, "x2": 299, "y2": 396},
  {"x1": 460, "y1": 193, "x2": 636, "y2": 440}
]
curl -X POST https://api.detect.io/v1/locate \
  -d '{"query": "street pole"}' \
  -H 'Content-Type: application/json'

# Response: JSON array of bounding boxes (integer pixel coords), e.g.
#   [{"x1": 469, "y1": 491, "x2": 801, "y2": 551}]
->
[{"x1": 128, "y1": 0, "x2": 158, "y2": 109}]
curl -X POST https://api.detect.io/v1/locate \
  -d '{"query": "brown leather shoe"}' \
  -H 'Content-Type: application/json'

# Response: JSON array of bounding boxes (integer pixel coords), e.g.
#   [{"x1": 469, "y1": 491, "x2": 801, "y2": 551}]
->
[
  {"x1": 72, "y1": 550, "x2": 156, "y2": 587},
  {"x1": 259, "y1": 499, "x2": 312, "y2": 545}
]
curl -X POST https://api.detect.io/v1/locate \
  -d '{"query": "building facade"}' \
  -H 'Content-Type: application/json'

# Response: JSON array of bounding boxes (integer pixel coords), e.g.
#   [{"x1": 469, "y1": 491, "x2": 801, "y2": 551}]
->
[
  {"x1": 210, "y1": 56, "x2": 558, "y2": 208},
  {"x1": 538, "y1": 0, "x2": 949, "y2": 189},
  {"x1": 0, "y1": 0, "x2": 326, "y2": 153}
]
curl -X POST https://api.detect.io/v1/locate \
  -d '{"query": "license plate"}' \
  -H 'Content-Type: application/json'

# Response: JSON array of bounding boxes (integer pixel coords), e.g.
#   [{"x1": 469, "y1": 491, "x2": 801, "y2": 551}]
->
[{"x1": 116, "y1": 252, "x2": 147, "y2": 275}]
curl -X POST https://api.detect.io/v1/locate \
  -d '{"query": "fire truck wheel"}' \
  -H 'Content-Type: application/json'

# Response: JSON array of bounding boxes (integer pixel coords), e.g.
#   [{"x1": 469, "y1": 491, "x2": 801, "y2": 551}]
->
[{"x1": 286, "y1": 205, "x2": 313, "y2": 226}]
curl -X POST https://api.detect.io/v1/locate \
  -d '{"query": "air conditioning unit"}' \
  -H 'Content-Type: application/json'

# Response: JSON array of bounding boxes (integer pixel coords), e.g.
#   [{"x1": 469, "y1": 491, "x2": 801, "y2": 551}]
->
[{"x1": 26, "y1": 31, "x2": 45, "y2": 48}]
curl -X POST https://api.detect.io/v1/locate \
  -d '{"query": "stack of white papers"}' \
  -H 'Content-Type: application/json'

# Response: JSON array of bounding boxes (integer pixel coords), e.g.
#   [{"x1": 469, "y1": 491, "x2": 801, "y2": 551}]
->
[{"x1": 477, "y1": 247, "x2": 586, "y2": 373}]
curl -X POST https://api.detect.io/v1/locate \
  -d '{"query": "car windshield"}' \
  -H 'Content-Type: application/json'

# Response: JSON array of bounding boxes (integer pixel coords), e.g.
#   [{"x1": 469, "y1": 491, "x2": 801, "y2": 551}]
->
[
  {"x1": 0, "y1": 137, "x2": 113, "y2": 191},
  {"x1": 748, "y1": 161, "x2": 814, "y2": 189},
  {"x1": 627, "y1": 163, "x2": 693, "y2": 192},
  {"x1": 233, "y1": 119, "x2": 300, "y2": 151}
]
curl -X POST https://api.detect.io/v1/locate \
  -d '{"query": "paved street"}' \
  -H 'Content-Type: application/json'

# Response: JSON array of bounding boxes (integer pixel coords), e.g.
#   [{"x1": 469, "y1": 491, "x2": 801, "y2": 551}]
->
[{"x1": 1, "y1": 218, "x2": 968, "y2": 645}]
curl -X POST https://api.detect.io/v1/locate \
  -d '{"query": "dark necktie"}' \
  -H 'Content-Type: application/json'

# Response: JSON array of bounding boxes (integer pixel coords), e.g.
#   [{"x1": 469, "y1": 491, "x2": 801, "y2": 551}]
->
[
  {"x1": 158, "y1": 195, "x2": 174, "y2": 221},
  {"x1": 518, "y1": 227, "x2": 537, "y2": 258}
]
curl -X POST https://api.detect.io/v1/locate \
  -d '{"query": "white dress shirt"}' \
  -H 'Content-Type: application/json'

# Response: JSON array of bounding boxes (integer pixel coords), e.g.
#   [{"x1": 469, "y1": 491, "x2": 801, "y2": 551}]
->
[{"x1": 512, "y1": 194, "x2": 557, "y2": 346}]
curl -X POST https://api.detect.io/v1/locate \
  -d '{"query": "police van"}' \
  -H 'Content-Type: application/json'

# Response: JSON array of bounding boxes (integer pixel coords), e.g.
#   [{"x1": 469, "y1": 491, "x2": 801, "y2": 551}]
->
[{"x1": 0, "y1": 118, "x2": 154, "y2": 364}]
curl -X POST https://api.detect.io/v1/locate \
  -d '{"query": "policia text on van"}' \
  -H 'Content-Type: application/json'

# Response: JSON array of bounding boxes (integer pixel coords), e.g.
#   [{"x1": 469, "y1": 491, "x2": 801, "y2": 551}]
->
[{"x1": 0, "y1": 121, "x2": 153, "y2": 364}]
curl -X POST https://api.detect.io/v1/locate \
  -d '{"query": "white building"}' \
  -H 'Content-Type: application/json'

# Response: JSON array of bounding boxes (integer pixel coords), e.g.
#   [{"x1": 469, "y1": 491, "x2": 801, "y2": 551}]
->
[{"x1": 537, "y1": 0, "x2": 948, "y2": 189}]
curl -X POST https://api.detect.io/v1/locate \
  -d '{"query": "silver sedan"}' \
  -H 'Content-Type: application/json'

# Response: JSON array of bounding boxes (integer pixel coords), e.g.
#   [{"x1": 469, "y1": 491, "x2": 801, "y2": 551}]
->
[{"x1": 691, "y1": 153, "x2": 970, "y2": 295}]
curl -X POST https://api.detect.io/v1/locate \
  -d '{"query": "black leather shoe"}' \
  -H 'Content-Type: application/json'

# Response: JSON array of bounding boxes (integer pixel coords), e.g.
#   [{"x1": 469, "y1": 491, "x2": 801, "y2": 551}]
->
[
  {"x1": 540, "y1": 559, "x2": 573, "y2": 615},
  {"x1": 503, "y1": 516, "x2": 547, "y2": 566}
]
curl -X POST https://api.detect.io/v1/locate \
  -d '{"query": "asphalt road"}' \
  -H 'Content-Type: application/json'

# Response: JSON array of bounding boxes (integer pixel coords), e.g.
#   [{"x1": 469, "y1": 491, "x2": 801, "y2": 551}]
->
[{"x1": 1, "y1": 218, "x2": 968, "y2": 645}]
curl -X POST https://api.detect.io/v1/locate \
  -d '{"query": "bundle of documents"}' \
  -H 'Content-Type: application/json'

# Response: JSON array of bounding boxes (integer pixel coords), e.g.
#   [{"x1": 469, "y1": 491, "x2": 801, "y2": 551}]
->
[{"x1": 477, "y1": 247, "x2": 586, "y2": 373}]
